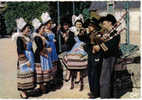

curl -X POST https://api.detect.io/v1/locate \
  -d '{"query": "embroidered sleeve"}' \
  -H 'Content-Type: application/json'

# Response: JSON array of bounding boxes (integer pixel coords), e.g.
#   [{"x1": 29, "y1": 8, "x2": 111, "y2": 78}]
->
[
  {"x1": 35, "y1": 36, "x2": 44, "y2": 52},
  {"x1": 66, "y1": 32, "x2": 75, "y2": 51},
  {"x1": 17, "y1": 37, "x2": 25, "y2": 55},
  {"x1": 35, "y1": 36, "x2": 48, "y2": 57}
]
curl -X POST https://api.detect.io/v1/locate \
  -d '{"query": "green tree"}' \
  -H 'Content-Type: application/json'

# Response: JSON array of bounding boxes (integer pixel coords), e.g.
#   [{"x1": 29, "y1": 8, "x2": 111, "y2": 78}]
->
[
  {"x1": 3, "y1": 2, "x2": 91, "y2": 35},
  {"x1": 4, "y1": 2, "x2": 49, "y2": 35},
  {"x1": 75, "y1": 2, "x2": 91, "y2": 20},
  {"x1": 0, "y1": 14, "x2": 7, "y2": 36}
]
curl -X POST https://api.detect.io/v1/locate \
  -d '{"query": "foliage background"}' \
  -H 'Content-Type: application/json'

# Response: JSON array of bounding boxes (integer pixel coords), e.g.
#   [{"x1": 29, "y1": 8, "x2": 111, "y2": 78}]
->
[
  {"x1": 2, "y1": 2, "x2": 91, "y2": 35},
  {"x1": 3, "y1": 2, "x2": 49, "y2": 34}
]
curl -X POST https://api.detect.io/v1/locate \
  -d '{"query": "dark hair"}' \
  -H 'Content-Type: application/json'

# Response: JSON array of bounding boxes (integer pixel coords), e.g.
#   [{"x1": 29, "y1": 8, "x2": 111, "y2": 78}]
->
[
  {"x1": 106, "y1": 14, "x2": 117, "y2": 25},
  {"x1": 83, "y1": 18, "x2": 90, "y2": 28},
  {"x1": 36, "y1": 24, "x2": 44, "y2": 33},
  {"x1": 44, "y1": 20, "x2": 52, "y2": 26},
  {"x1": 74, "y1": 20, "x2": 83, "y2": 26},
  {"x1": 62, "y1": 20, "x2": 71, "y2": 27},
  {"x1": 63, "y1": 23, "x2": 69, "y2": 26},
  {"x1": 89, "y1": 18, "x2": 101, "y2": 31},
  {"x1": 61, "y1": 23, "x2": 70, "y2": 33},
  {"x1": 99, "y1": 14, "x2": 117, "y2": 25},
  {"x1": 21, "y1": 24, "x2": 32, "y2": 32}
]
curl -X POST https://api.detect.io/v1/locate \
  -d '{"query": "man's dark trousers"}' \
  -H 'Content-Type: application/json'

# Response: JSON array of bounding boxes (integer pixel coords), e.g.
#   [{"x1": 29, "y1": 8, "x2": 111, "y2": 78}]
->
[
  {"x1": 100, "y1": 57, "x2": 116, "y2": 98},
  {"x1": 88, "y1": 53, "x2": 102, "y2": 97}
]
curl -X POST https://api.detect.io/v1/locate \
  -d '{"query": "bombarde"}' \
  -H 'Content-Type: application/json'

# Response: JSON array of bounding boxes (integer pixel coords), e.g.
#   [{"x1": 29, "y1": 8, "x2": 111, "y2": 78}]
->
[
  {"x1": 101, "y1": 11, "x2": 128, "y2": 41},
  {"x1": 104, "y1": 28, "x2": 127, "y2": 42}
]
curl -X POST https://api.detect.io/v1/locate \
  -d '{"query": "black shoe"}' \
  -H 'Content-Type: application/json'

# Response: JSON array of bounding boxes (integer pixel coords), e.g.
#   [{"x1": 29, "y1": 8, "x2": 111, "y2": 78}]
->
[
  {"x1": 42, "y1": 90, "x2": 47, "y2": 94},
  {"x1": 64, "y1": 75, "x2": 70, "y2": 82},
  {"x1": 88, "y1": 92, "x2": 99, "y2": 99},
  {"x1": 64, "y1": 79, "x2": 70, "y2": 82},
  {"x1": 88, "y1": 92, "x2": 94, "y2": 96},
  {"x1": 70, "y1": 84, "x2": 74, "y2": 89},
  {"x1": 89, "y1": 96, "x2": 96, "y2": 99},
  {"x1": 75, "y1": 80, "x2": 80, "y2": 84},
  {"x1": 79, "y1": 85, "x2": 84, "y2": 91},
  {"x1": 33, "y1": 88, "x2": 42, "y2": 96}
]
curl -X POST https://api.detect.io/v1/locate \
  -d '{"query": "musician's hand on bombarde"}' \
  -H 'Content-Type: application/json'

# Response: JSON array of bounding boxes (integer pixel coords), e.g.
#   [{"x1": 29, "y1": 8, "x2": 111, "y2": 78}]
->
[
  {"x1": 100, "y1": 37, "x2": 105, "y2": 41},
  {"x1": 92, "y1": 45, "x2": 100, "y2": 53}
]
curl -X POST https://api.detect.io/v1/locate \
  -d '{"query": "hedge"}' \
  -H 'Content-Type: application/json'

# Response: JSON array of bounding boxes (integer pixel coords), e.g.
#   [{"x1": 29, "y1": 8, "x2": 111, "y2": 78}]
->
[
  {"x1": 3, "y1": 2, "x2": 91, "y2": 35},
  {"x1": 3, "y1": 2, "x2": 49, "y2": 35},
  {"x1": 0, "y1": 14, "x2": 7, "y2": 35}
]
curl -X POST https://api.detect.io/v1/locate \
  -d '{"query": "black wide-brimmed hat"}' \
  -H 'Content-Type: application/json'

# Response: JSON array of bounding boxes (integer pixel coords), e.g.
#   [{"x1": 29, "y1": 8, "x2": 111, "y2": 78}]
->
[
  {"x1": 99, "y1": 14, "x2": 117, "y2": 25},
  {"x1": 61, "y1": 15, "x2": 72, "y2": 26},
  {"x1": 87, "y1": 17, "x2": 101, "y2": 31}
]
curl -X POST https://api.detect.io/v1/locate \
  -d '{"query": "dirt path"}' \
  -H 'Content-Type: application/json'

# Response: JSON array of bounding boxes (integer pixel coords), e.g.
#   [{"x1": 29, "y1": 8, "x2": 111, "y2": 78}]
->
[{"x1": 0, "y1": 38, "x2": 140, "y2": 99}]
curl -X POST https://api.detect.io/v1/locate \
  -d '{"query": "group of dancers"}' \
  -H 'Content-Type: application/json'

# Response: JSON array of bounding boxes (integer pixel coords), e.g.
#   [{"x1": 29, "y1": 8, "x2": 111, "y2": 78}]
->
[{"x1": 12, "y1": 11, "x2": 122, "y2": 98}]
